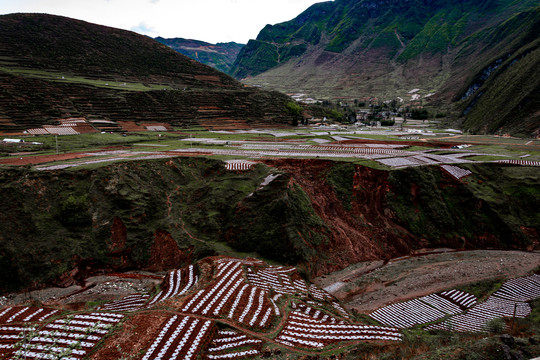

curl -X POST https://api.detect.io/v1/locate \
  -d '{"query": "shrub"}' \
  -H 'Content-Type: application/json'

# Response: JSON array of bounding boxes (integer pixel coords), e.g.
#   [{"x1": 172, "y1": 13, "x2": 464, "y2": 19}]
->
[{"x1": 484, "y1": 317, "x2": 505, "y2": 334}]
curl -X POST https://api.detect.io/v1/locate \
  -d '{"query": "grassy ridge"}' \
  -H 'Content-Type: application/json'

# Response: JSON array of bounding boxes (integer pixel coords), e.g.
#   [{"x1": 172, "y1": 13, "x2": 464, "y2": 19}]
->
[{"x1": 0, "y1": 13, "x2": 299, "y2": 131}]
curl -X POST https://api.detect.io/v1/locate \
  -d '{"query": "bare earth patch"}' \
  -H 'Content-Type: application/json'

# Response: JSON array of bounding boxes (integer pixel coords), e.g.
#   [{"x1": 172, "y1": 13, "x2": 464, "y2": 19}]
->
[{"x1": 313, "y1": 250, "x2": 540, "y2": 313}]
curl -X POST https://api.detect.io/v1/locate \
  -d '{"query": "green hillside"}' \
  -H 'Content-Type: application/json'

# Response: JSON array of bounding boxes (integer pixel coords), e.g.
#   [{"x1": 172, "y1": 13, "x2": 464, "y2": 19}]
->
[
  {"x1": 455, "y1": 6, "x2": 540, "y2": 137},
  {"x1": 230, "y1": 0, "x2": 540, "y2": 136}
]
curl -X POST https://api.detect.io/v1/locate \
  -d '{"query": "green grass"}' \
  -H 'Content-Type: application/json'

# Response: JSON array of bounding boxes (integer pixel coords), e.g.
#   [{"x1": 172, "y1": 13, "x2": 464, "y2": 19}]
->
[
  {"x1": 4, "y1": 133, "x2": 182, "y2": 154},
  {"x1": 0, "y1": 66, "x2": 175, "y2": 91},
  {"x1": 455, "y1": 278, "x2": 505, "y2": 301},
  {"x1": 465, "y1": 155, "x2": 512, "y2": 162}
]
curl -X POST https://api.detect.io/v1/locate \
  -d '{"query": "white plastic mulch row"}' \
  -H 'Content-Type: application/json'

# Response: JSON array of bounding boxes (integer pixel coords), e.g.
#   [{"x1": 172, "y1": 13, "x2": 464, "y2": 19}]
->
[
  {"x1": 309, "y1": 284, "x2": 333, "y2": 302},
  {"x1": 216, "y1": 257, "x2": 264, "y2": 266},
  {"x1": 291, "y1": 303, "x2": 345, "y2": 325},
  {"x1": 205, "y1": 329, "x2": 262, "y2": 359},
  {"x1": 247, "y1": 268, "x2": 298, "y2": 296},
  {"x1": 494, "y1": 274, "x2": 540, "y2": 302},
  {"x1": 276, "y1": 310, "x2": 401, "y2": 349},
  {"x1": 439, "y1": 289, "x2": 477, "y2": 308},
  {"x1": 98, "y1": 294, "x2": 150, "y2": 312},
  {"x1": 425, "y1": 296, "x2": 531, "y2": 333},
  {"x1": 147, "y1": 265, "x2": 198, "y2": 307},
  {"x1": 13, "y1": 313, "x2": 123, "y2": 360},
  {"x1": 146, "y1": 126, "x2": 168, "y2": 132},
  {"x1": 369, "y1": 291, "x2": 477, "y2": 329},
  {"x1": 441, "y1": 165, "x2": 473, "y2": 179},
  {"x1": 141, "y1": 315, "x2": 213, "y2": 360},
  {"x1": 497, "y1": 160, "x2": 540, "y2": 166},
  {"x1": 26, "y1": 127, "x2": 80, "y2": 135},
  {"x1": 426, "y1": 274, "x2": 540, "y2": 333},
  {"x1": 179, "y1": 261, "x2": 274, "y2": 328},
  {"x1": 370, "y1": 298, "x2": 447, "y2": 328},
  {"x1": 43, "y1": 126, "x2": 80, "y2": 135},
  {"x1": 0, "y1": 307, "x2": 58, "y2": 324},
  {"x1": 225, "y1": 160, "x2": 257, "y2": 171}
]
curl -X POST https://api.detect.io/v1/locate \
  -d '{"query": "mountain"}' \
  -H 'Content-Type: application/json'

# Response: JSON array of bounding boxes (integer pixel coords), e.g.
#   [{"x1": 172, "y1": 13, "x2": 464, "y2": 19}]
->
[
  {"x1": 0, "y1": 13, "x2": 296, "y2": 132},
  {"x1": 230, "y1": 0, "x2": 540, "y2": 136},
  {"x1": 155, "y1": 37, "x2": 244, "y2": 74}
]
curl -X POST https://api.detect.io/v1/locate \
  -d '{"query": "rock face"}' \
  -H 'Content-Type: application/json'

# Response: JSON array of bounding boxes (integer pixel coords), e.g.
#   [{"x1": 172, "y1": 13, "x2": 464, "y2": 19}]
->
[
  {"x1": 0, "y1": 13, "x2": 296, "y2": 131},
  {"x1": 1, "y1": 157, "x2": 537, "y2": 293},
  {"x1": 230, "y1": 0, "x2": 540, "y2": 136}
]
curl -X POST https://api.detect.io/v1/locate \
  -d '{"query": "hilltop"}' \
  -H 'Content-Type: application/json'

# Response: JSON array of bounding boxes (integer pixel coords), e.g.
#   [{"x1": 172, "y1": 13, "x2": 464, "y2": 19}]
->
[
  {"x1": 155, "y1": 37, "x2": 244, "y2": 74},
  {"x1": 0, "y1": 13, "x2": 297, "y2": 132},
  {"x1": 231, "y1": 0, "x2": 540, "y2": 137}
]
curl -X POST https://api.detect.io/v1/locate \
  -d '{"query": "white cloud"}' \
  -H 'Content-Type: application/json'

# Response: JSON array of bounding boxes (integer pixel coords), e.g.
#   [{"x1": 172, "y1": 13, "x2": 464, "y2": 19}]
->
[{"x1": 130, "y1": 21, "x2": 157, "y2": 36}]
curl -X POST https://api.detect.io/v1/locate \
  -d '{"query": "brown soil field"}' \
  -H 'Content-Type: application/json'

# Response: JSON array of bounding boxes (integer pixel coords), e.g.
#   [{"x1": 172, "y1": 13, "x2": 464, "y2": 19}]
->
[
  {"x1": 313, "y1": 249, "x2": 540, "y2": 313},
  {"x1": 0, "y1": 152, "x2": 93, "y2": 165}
]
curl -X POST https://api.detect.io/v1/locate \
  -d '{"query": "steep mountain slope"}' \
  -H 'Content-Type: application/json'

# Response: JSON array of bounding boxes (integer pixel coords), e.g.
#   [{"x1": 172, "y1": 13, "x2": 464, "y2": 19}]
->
[
  {"x1": 155, "y1": 37, "x2": 244, "y2": 74},
  {"x1": 0, "y1": 13, "x2": 295, "y2": 131},
  {"x1": 231, "y1": 0, "x2": 540, "y2": 136},
  {"x1": 454, "y1": 6, "x2": 540, "y2": 137}
]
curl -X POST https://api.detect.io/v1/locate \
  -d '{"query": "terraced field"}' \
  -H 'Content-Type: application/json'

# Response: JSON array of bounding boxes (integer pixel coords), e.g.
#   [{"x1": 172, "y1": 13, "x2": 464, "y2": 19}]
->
[
  {"x1": 0, "y1": 255, "x2": 539, "y2": 359},
  {"x1": 0, "y1": 256, "x2": 404, "y2": 359}
]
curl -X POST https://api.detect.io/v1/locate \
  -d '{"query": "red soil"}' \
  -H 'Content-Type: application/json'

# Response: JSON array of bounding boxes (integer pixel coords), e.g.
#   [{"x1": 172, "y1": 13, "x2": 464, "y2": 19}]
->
[
  {"x1": 0, "y1": 152, "x2": 93, "y2": 165},
  {"x1": 263, "y1": 159, "x2": 414, "y2": 277},
  {"x1": 145, "y1": 230, "x2": 194, "y2": 272}
]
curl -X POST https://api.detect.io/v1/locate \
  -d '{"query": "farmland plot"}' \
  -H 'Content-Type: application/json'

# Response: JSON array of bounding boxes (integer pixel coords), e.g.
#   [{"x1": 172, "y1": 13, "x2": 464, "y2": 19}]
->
[
  {"x1": 0, "y1": 307, "x2": 60, "y2": 358},
  {"x1": 141, "y1": 314, "x2": 214, "y2": 360},
  {"x1": 205, "y1": 329, "x2": 263, "y2": 360},
  {"x1": 225, "y1": 160, "x2": 257, "y2": 171},
  {"x1": 276, "y1": 309, "x2": 401, "y2": 349},
  {"x1": 98, "y1": 294, "x2": 150, "y2": 312},
  {"x1": 12, "y1": 312, "x2": 123, "y2": 360},
  {"x1": 426, "y1": 274, "x2": 540, "y2": 333},
  {"x1": 1, "y1": 256, "x2": 407, "y2": 360},
  {"x1": 0, "y1": 307, "x2": 58, "y2": 324},
  {"x1": 147, "y1": 265, "x2": 198, "y2": 307},
  {"x1": 369, "y1": 291, "x2": 477, "y2": 328},
  {"x1": 441, "y1": 165, "x2": 472, "y2": 180}
]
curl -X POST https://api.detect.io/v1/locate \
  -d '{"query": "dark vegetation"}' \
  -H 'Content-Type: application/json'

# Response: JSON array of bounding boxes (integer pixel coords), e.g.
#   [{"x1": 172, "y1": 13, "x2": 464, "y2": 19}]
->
[
  {"x1": 0, "y1": 158, "x2": 537, "y2": 293},
  {"x1": 386, "y1": 164, "x2": 539, "y2": 249},
  {"x1": 0, "y1": 158, "x2": 330, "y2": 292}
]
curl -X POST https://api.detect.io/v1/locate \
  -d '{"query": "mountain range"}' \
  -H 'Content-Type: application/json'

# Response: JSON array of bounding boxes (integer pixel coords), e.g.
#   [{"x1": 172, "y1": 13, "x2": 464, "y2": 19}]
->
[
  {"x1": 229, "y1": 0, "x2": 540, "y2": 136},
  {"x1": 155, "y1": 37, "x2": 243, "y2": 74}
]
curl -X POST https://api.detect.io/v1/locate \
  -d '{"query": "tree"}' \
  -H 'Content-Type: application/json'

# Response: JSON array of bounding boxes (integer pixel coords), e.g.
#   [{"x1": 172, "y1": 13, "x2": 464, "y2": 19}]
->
[{"x1": 285, "y1": 101, "x2": 303, "y2": 126}]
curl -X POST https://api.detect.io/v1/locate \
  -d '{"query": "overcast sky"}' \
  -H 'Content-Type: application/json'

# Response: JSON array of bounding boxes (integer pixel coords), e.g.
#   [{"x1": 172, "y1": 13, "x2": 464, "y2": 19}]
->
[{"x1": 0, "y1": 0, "x2": 329, "y2": 44}]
